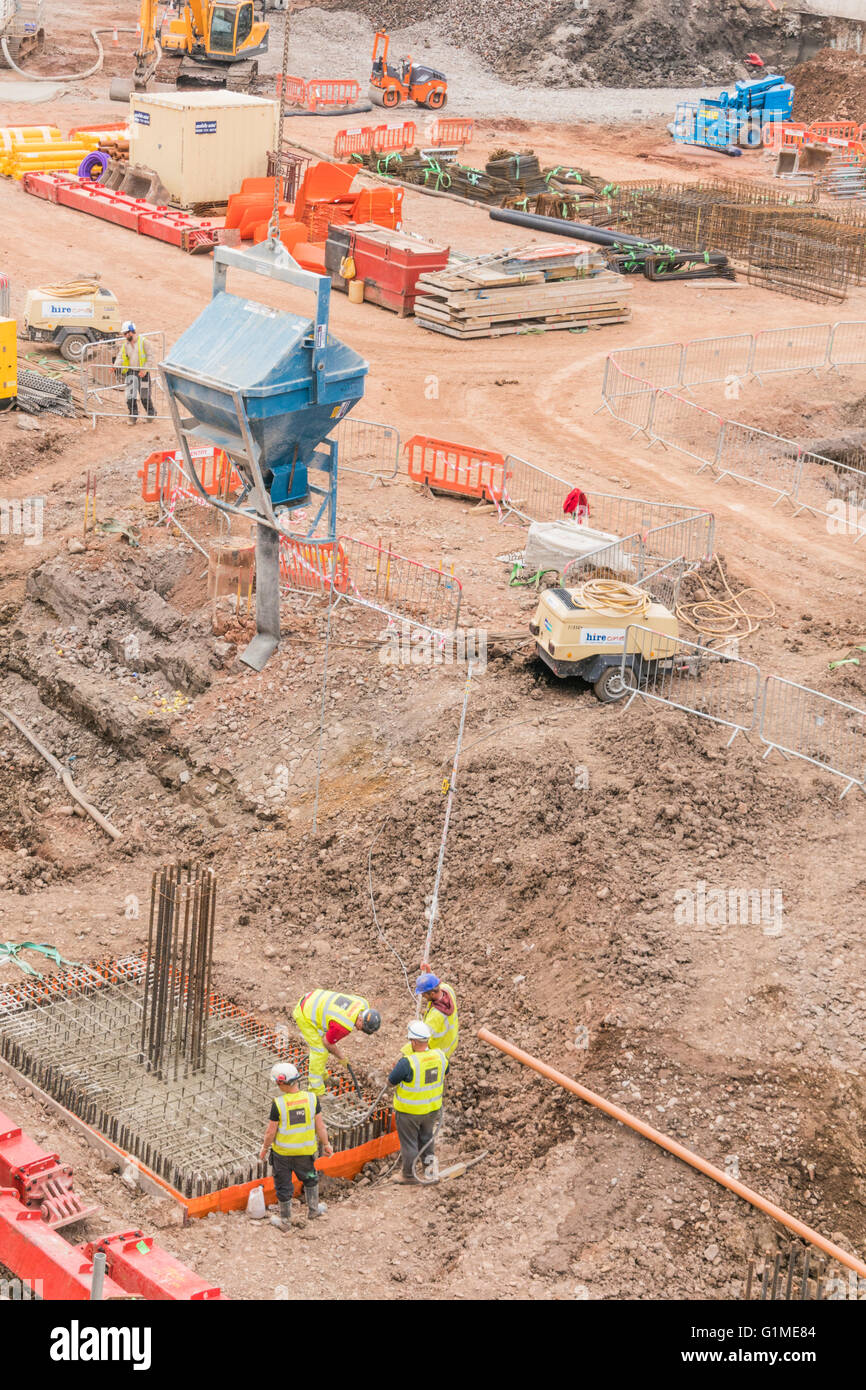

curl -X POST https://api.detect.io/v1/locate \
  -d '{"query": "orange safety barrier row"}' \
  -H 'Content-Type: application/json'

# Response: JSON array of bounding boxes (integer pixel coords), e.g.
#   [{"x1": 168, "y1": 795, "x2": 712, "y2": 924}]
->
[
  {"x1": 334, "y1": 121, "x2": 416, "y2": 157},
  {"x1": 138, "y1": 447, "x2": 238, "y2": 503},
  {"x1": 762, "y1": 120, "x2": 809, "y2": 149},
  {"x1": 279, "y1": 536, "x2": 351, "y2": 594},
  {"x1": 429, "y1": 117, "x2": 474, "y2": 147},
  {"x1": 404, "y1": 434, "x2": 510, "y2": 503}
]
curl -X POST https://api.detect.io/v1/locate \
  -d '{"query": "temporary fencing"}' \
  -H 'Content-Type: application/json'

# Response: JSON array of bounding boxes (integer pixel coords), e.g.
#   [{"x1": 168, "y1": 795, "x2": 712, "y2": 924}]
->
[
  {"x1": 81, "y1": 331, "x2": 166, "y2": 422},
  {"x1": 307, "y1": 79, "x2": 361, "y2": 111},
  {"x1": 620, "y1": 626, "x2": 763, "y2": 745},
  {"x1": 280, "y1": 533, "x2": 462, "y2": 635},
  {"x1": 601, "y1": 322, "x2": 866, "y2": 536},
  {"x1": 332, "y1": 416, "x2": 400, "y2": 480},
  {"x1": 560, "y1": 513, "x2": 713, "y2": 589},
  {"x1": 333, "y1": 121, "x2": 416, "y2": 158},
  {"x1": 405, "y1": 435, "x2": 509, "y2": 506},
  {"x1": 759, "y1": 676, "x2": 866, "y2": 798}
]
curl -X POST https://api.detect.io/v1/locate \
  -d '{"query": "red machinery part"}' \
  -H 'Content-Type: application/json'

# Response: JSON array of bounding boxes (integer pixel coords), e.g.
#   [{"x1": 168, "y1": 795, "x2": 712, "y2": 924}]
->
[
  {"x1": 81, "y1": 1231, "x2": 222, "y2": 1300},
  {"x1": 0, "y1": 1109, "x2": 99, "y2": 1229},
  {"x1": 0, "y1": 1189, "x2": 130, "y2": 1300},
  {"x1": 21, "y1": 173, "x2": 219, "y2": 253}
]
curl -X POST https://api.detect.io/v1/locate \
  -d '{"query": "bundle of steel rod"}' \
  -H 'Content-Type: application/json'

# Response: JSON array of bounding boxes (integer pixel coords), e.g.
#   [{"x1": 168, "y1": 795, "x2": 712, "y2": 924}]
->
[
  {"x1": 747, "y1": 228, "x2": 853, "y2": 304},
  {"x1": 140, "y1": 864, "x2": 217, "y2": 1080}
]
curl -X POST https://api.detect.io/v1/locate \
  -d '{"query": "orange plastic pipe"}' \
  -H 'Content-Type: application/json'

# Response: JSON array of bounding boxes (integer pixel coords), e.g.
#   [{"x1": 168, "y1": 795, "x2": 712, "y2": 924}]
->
[{"x1": 477, "y1": 1028, "x2": 866, "y2": 1281}]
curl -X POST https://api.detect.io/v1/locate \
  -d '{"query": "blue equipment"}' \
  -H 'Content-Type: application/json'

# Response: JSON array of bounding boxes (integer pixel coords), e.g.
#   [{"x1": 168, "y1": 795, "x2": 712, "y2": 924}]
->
[
  {"x1": 673, "y1": 72, "x2": 793, "y2": 153},
  {"x1": 161, "y1": 238, "x2": 368, "y2": 670}
]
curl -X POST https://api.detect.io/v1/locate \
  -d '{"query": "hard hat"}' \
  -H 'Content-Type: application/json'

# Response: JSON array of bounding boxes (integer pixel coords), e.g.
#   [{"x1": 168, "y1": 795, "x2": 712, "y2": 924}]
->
[
  {"x1": 358, "y1": 1008, "x2": 381, "y2": 1034},
  {"x1": 407, "y1": 1020, "x2": 432, "y2": 1041},
  {"x1": 270, "y1": 1062, "x2": 299, "y2": 1085},
  {"x1": 122, "y1": 321, "x2": 136, "y2": 333},
  {"x1": 414, "y1": 972, "x2": 440, "y2": 995}
]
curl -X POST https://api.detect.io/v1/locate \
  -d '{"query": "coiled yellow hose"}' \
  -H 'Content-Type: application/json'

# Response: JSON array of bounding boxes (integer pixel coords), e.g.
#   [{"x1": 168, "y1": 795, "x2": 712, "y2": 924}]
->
[{"x1": 572, "y1": 578, "x2": 652, "y2": 617}]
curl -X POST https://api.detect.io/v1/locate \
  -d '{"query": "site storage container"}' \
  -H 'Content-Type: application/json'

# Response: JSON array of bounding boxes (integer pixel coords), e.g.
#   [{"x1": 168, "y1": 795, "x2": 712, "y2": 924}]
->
[{"x1": 127, "y1": 90, "x2": 277, "y2": 207}]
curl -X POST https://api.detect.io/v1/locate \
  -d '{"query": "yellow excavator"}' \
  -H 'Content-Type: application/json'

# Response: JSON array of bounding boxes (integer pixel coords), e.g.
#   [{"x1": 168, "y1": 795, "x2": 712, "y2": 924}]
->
[{"x1": 109, "y1": 0, "x2": 269, "y2": 101}]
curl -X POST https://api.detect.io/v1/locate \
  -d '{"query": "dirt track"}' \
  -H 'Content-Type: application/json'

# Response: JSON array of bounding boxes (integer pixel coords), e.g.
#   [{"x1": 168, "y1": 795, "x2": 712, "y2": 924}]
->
[{"x1": 0, "y1": 25, "x2": 865, "y2": 1304}]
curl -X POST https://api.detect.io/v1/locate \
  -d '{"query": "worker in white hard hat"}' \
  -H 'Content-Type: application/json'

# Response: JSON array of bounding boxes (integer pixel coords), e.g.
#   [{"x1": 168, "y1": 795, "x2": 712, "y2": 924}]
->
[
  {"x1": 259, "y1": 1061, "x2": 333, "y2": 1232},
  {"x1": 115, "y1": 321, "x2": 156, "y2": 425},
  {"x1": 387, "y1": 1020, "x2": 448, "y2": 1185}
]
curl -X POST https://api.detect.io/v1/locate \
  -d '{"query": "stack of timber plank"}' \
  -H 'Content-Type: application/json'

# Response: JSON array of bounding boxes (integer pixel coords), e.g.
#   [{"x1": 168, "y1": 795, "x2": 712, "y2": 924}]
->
[{"x1": 414, "y1": 244, "x2": 632, "y2": 339}]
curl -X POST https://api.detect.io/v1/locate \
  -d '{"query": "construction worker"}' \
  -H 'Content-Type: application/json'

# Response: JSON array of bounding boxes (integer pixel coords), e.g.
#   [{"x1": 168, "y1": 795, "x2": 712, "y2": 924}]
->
[
  {"x1": 415, "y1": 968, "x2": 459, "y2": 1061},
  {"x1": 116, "y1": 321, "x2": 155, "y2": 425},
  {"x1": 259, "y1": 1061, "x2": 333, "y2": 1231},
  {"x1": 292, "y1": 988, "x2": 381, "y2": 1096},
  {"x1": 388, "y1": 1020, "x2": 447, "y2": 1184}
]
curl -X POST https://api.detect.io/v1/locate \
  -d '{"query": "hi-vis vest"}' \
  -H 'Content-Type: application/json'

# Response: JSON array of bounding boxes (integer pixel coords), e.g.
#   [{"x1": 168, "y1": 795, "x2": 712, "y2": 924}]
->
[
  {"x1": 302, "y1": 989, "x2": 369, "y2": 1037},
  {"x1": 394, "y1": 1047, "x2": 446, "y2": 1115},
  {"x1": 423, "y1": 983, "x2": 459, "y2": 1059},
  {"x1": 272, "y1": 1090, "x2": 317, "y2": 1156},
  {"x1": 120, "y1": 337, "x2": 148, "y2": 370}
]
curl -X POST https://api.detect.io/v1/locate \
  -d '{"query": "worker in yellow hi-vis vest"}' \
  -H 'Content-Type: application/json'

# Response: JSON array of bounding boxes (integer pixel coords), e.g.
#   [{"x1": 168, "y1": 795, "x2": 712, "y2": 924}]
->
[
  {"x1": 292, "y1": 988, "x2": 381, "y2": 1095},
  {"x1": 388, "y1": 1019, "x2": 447, "y2": 1184},
  {"x1": 115, "y1": 321, "x2": 155, "y2": 425},
  {"x1": 414, "y1": 969, "x2": 459, "y2": 1061},
  {"x1": 259, "y1": 1061, "x2": 333, "y2": 1232}
]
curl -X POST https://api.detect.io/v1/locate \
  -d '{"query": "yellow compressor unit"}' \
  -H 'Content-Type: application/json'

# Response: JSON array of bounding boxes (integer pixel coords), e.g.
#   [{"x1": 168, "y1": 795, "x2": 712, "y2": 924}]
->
[
  {"x1": 0, "y1": 318, "x2": 17, "y2": 411},
  {"x1": 530, "y1": 578, "x2": 680, "y2": 702}
]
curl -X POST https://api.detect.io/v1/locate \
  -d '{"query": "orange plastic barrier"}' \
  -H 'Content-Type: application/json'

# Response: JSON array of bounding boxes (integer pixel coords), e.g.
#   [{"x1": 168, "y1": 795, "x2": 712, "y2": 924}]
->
[
  {"x1": 762, "y1": 120, "x2": 808, "y2": 149},
  {"x1": 334, "y1": 126, "x2": 375, "y2": 158},
  {"x1": 404, "y1": 434, "x2": 510, "y2": 503},
  {"x1": 275, "y1": 74, "x2": 307, "y2": 105},
  {"x1": 307, "y1": 79, "x2": 361, "y2": 111},
  {"x1": 237, "y1": 200, "x2": 288, "y2": 240},
  {"x1": 809, "y1": 121, "x2": 860, "y2": 142},
  {"x1": 372, "y1": 121, "x2": 416, "y2": 152},
  {"x1": 279, "y1": 536, "x2": 350, "y2": 593},
  {"x1": 429, "y1": 117, "x2": 474, "y2": 147},
  {"x1": 138, "y1": 448, "x2": 237, "y2": 503},
  {"x1": 251, "y1": 216, "x2": 307, "y2": 248}
]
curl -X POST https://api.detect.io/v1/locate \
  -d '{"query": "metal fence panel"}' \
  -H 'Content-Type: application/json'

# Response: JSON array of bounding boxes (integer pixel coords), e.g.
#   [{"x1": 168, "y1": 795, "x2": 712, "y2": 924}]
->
[
  {"x1": 714, "y1": 421, "x2": 802, "y2": 502},
  {"x1": 502, "y1": 455, "x2": 573, "y2": 522},
  {"x1": 332, "y1": 416, "x2": 400, "y2": 480},
  {"x1": 602, "y1": 360, "x2": 656, "y2": 436},
  {"x1": 640, "y1": 556, "x2": 689, "y2": 611},
  {"x1": 682, "y1": 333, "x2": 754, "y2": 388},
  {"x1": 620, "y1": 626, "x2": 761, "y2": 741},
  {"x1": 828, "y1": 321, "x2": 866, "y2": 369},
  {"x1": 81, "y1": 332, "x2": 167, "y2": 420},
  {"x1": 750, "y1": 324, "x2": 832, "y2": 379},
  {"x1": 791, "y1": 450, "x2": 866, "y2": 537},
  {"x1": 650, "y1": 389, "x2": 722, "y2": 464},
  {"x1": 610, "y1": 342, "x2": 684, "y2": 389},
  {"x1": 643, "y1": 513, "x2": 715, "y2": 564},
  {"x1": 337, "y1": 535, "x2": 462, "y2": 633},
  {"x1": 759, "y1": 675, "x2": 866, "y2": 796},
  {"x1": 588, "y1": 490, "x2": 704, "y2": 538},
  {"x1": 562, "y1": 533, "x2": 646, "y2": 587}
]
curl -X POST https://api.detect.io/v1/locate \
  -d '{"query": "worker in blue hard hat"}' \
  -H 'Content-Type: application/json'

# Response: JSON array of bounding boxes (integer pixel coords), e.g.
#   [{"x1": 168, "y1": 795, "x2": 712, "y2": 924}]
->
[
  {"x1": 115, "y1": 321, "x2": 156, "y2": 425},
  {"x1": 414, "y1": 966, "x2": 459, "y2": 1061}
]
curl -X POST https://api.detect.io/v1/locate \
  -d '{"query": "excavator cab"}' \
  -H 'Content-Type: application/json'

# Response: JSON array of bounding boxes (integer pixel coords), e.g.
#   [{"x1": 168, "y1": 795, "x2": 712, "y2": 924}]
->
[{"x1": 204, "y1": 2, "x2": 266, "y2": 59}]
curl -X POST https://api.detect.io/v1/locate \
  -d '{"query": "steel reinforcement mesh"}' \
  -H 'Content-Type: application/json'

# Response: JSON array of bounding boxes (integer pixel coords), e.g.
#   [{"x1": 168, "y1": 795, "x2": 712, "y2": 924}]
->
[
  {"x1": 0, "y1": 958, "x2": 393, "y2": 1199},
  {"x1": 601, "y1": 181, "x2": 866, "y2": 300}
]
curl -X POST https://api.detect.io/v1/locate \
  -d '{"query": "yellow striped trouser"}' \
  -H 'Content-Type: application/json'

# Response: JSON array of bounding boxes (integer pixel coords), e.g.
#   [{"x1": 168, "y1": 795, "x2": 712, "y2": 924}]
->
[{"x1": 293, "y1": 1002, "x2": 328, "y2": 1094}]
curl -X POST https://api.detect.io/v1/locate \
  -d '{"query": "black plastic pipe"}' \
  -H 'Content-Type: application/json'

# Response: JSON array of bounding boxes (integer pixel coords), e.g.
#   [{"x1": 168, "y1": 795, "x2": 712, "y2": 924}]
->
[{"x1": 488, "y1": 207, "x2": 730, "y2": 265}]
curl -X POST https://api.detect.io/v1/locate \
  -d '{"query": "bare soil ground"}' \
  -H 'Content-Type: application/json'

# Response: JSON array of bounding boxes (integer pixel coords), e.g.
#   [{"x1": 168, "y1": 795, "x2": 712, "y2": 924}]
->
[{"x1": 0, "y1": 22, "x2": 865, "y2": 1304}]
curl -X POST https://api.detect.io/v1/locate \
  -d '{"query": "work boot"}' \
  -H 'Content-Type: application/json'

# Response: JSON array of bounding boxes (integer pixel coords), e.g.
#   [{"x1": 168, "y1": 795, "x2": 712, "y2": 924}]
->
[
  {"x1": 269, "y1": 1199, "x2": 292, "y2": 1232},
  {"x1": 305, "y1": 1183, "x2": 326, "y2": 1219}
]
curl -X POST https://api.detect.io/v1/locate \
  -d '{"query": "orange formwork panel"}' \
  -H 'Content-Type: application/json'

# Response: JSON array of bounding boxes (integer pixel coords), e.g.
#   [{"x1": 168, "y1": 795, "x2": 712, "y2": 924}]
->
[
  {"x1": 184, "y1": 1125, "x2": 400, "y2": 1219},
  {"x1": 251, "y1": 217, "x2": 307, "y2": 248},
  {"x1": 237, "y1": 200, "x2": 289, "y2": 240},
  {"x1": 404, "y1": 434, "x2": 510, "y2": 504}
]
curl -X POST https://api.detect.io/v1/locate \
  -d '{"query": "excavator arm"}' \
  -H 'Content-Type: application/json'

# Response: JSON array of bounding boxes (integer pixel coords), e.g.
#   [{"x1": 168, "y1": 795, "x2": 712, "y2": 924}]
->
[{"x1": 133, "y1": 0, "x2": 161, "y2": 87}]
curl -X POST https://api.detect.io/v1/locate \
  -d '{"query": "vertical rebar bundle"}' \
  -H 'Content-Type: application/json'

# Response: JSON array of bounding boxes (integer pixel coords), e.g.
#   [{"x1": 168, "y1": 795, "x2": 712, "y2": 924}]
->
[{"x1": 140, "y1": 865, "x2": 217, "y2": 1080}]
